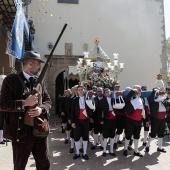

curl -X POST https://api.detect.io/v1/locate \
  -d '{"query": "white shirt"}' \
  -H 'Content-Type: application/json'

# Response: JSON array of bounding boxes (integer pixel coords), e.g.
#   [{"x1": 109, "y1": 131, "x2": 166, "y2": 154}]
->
[
  {"x1": 131, "y1": 96, "x2": 143, "y2": 110},
  {"x1": 98, "y1": 96, "x2": 103, "y2": 100},
  {"x1": 158, "y1": 102, "x2": 166, "y2": 112},
  {"x1": 107, "y1": 97, "x2": 112, "y2": 110},
  {"x1": 23, "y1": 71, "x2": 33, "y2": 82},
  {"x1": 144, "y1": 97, "x2": 149, "y2": 107},
  {"x1": 79, "y1": 96, "x2": 85, "y2": 109}
]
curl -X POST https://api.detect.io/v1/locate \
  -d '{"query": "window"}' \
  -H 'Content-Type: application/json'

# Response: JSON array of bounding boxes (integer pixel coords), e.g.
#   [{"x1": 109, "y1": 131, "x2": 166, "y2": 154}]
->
[{"x1": 58, "y1": 0, "x2": 78, "y2": 4}]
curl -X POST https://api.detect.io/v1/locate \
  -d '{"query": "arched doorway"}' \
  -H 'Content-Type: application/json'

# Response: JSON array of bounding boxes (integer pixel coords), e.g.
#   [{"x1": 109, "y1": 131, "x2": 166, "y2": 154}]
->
[
  {"x1": 55, "y1": 71, "x2": 66, "y2": 97},
  {"x1": 45, "y1": 55, "x2": 83, "y2": 113},
  {"x1": 55, "y1": 71, "x2": 65, "y2": 115}
]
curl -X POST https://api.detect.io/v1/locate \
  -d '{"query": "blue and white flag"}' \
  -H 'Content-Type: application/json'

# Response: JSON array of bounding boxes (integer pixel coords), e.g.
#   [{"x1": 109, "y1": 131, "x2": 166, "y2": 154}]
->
[
  {"x1": 23, "y1": 11, "x2": 34, "y2": 50},
  {"x1": 6, "y1": 2, "x2": 25, "y2": 59}
]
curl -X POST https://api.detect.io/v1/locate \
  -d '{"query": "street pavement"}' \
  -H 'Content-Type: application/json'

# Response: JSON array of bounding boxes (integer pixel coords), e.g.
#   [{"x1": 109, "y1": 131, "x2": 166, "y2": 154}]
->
[{"x1": 1, "y1": 115, "x2": 170, "y2": 170}]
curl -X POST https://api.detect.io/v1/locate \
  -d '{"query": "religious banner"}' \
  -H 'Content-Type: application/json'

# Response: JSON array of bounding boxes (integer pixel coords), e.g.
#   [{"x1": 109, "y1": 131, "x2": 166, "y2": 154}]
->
[{"x1": 6, "y1": 2, "x2": 25, "y2": 59}]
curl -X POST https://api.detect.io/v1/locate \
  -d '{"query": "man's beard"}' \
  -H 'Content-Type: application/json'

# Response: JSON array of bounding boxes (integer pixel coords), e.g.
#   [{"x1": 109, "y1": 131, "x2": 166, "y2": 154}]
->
[
  {"x1": 35, "y1": 71, "x2": 40, "y2": 76},
  {"x1": 31, "y1": 69, "x2": 40, "y2": 76}
]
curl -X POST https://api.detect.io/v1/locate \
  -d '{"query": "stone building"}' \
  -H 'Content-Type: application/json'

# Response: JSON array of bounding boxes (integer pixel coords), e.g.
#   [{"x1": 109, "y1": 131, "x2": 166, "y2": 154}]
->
[
  {"x1": 27, "y1": 0, "x2": 167, "y2": 111},
  {"x1": 0, "y1": 0, "x2": 168, "y2": 113}
]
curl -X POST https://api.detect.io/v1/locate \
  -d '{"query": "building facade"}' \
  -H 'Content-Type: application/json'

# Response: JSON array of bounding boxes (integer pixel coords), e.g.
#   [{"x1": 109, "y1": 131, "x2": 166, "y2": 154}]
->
[{"x1": 0, "y1": 0, "x2": 167, "y2": 112}]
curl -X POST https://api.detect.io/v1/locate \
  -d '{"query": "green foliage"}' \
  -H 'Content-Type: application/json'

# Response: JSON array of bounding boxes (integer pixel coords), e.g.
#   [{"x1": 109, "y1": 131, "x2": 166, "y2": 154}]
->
[{"x1": 166, "y1": 38, "x2": 170, "y2": 54}]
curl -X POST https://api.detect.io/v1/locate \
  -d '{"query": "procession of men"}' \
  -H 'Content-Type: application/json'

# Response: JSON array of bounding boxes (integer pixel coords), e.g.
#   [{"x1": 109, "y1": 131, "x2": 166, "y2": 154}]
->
[
  {"x1": 59, "y1": 84, "x2": 170, "y2": 160},
  {"x1": 0, "y1": 49, "x2": 169, "y2": 169}
]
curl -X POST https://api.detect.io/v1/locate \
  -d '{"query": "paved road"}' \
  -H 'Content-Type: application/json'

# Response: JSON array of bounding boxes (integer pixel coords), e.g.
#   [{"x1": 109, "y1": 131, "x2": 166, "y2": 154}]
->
[{"x1": 1, "y1": 115, "x2": 170, "y2": 170}]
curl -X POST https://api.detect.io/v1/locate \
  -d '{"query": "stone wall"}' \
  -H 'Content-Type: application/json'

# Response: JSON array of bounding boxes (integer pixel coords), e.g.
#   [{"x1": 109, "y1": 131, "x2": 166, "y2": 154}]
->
[{"x1": 45, "y1": 55, "x2": 81, "y2": 111}]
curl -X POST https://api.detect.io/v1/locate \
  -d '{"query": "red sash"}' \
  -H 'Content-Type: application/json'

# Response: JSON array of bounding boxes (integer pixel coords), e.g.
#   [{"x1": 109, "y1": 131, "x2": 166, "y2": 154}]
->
[
  {"x1": 152, "y1": 111, "x2": 166, "y2": 120},
  {"x1": 117, "y1": 112, "x2": 125, "y2": 116},
  {"x1": 145, "y1": 106, "x2": 150, "y2": 115},
  {"x1": 106, "y1": 110, "x2": 115, "y2": 119},
  {"x1": 78, "y1": 109, "x2": 88, "y2": 120},
  {"x1": 126, "y1": 109, "x2": 143, "y2": 121}
]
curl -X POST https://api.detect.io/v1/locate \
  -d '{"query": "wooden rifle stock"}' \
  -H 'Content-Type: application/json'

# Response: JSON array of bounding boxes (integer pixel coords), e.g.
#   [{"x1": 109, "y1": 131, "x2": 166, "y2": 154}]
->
[
  {"x1": 24, "y1": 23, "x2": 68, "y2": 126},
  {"x1": 24, "y1": 89, "x2": 38, "y2": 126}
]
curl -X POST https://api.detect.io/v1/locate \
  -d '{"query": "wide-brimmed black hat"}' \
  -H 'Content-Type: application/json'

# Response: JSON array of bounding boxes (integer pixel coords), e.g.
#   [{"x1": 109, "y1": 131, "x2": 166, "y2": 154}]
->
[{"x1": 20, "y1": 51, "x2": 45, "y2": 63}]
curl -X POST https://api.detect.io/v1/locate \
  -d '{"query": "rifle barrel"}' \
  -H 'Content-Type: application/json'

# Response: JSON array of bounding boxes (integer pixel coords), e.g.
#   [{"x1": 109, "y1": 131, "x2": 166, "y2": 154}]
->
[{"x1": 35, "y1": 23, "x2": 68, "y2": 86}]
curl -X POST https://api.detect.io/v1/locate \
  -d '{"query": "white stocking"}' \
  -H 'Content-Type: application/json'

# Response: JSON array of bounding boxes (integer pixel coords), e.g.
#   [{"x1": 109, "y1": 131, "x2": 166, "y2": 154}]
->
[
  {"x1": 146, "y1": 137, "x2": 154, "y2": 147},
  {"x1": 70, "y1": 138, "x2": 74, "y2": 148},
  {"x1": 80, "y1": 137, "x2": 83, "y2": 149},
  {"x1": 66, "y1": 130, "x2": 70, "y2": 140},
  {"x1": 103, "y1": 138, "x2": 107, "y2": 152},
  {"x1": 134, "y1": 139, "x2": 139, "y2": 153},
  {"x1": 93, "y1": 134, "x2": 98, "y2": 146},
  {"x1": 158, "y1": 138, "x2": 163, "y2": 149},
  {"x1": 83, "y1": 141, "x2": 88, "y2": 155},
  {"x1": 143, "y1": 131, "x2": 149, "y2": 143},
  {"x1": 114, "y1": 134, "x2": 120, "y2": 143},
  {"x1": 75, "y1": 141, "x2": 80, "y2": 155},
  {"x1": 100, "y1": 134, "x2": 103, "y2": 147},
  {"x1": 110, "y1": 138, "x2": 114, "y2": 153},
  {"x1": 124, "y1": 138, "x2": 130, "y2": 150},
  {"x1": 62, "y1": 123, "x2": 67, "y2": 129}
]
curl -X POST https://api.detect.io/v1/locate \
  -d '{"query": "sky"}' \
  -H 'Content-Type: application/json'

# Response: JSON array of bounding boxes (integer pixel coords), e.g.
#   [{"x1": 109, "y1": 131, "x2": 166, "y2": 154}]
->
[{"x1": 164, "y1": 0, "x2": 170, "y2": 38}]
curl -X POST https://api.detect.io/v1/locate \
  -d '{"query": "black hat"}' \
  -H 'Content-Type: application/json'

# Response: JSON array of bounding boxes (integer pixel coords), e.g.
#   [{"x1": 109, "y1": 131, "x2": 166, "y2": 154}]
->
[{"x1": 20, "y1": 51, "x2": 45, "y2": 63}]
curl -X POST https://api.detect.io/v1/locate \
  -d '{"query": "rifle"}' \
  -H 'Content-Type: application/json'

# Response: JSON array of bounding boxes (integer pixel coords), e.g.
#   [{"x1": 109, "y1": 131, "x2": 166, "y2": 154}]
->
[{"x1": 24, "y1": 23, "x2": 67, "y2": 127}]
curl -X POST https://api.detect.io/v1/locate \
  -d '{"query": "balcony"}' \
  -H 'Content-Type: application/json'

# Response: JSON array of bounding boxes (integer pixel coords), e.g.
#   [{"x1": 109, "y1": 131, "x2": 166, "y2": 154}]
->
[{"x1": 0, "y1": 0, "x2": 33, "y2": 51}]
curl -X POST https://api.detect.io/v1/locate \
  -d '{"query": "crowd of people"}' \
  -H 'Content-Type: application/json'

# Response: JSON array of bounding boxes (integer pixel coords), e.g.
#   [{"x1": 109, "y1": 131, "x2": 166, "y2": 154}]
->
[
  {"x1": 59, "y1": 84, "x2": 170, "y2": 160},
  {"x1": 0, "y1": 50, "x2": 170, "y2": 169}
]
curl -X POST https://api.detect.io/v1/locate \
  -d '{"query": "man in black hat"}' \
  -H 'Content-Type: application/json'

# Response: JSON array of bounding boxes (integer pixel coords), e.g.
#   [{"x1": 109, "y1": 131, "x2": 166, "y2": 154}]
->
[{"x1": 0, "y1": 51, "x2": 51, "y2": 170}]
